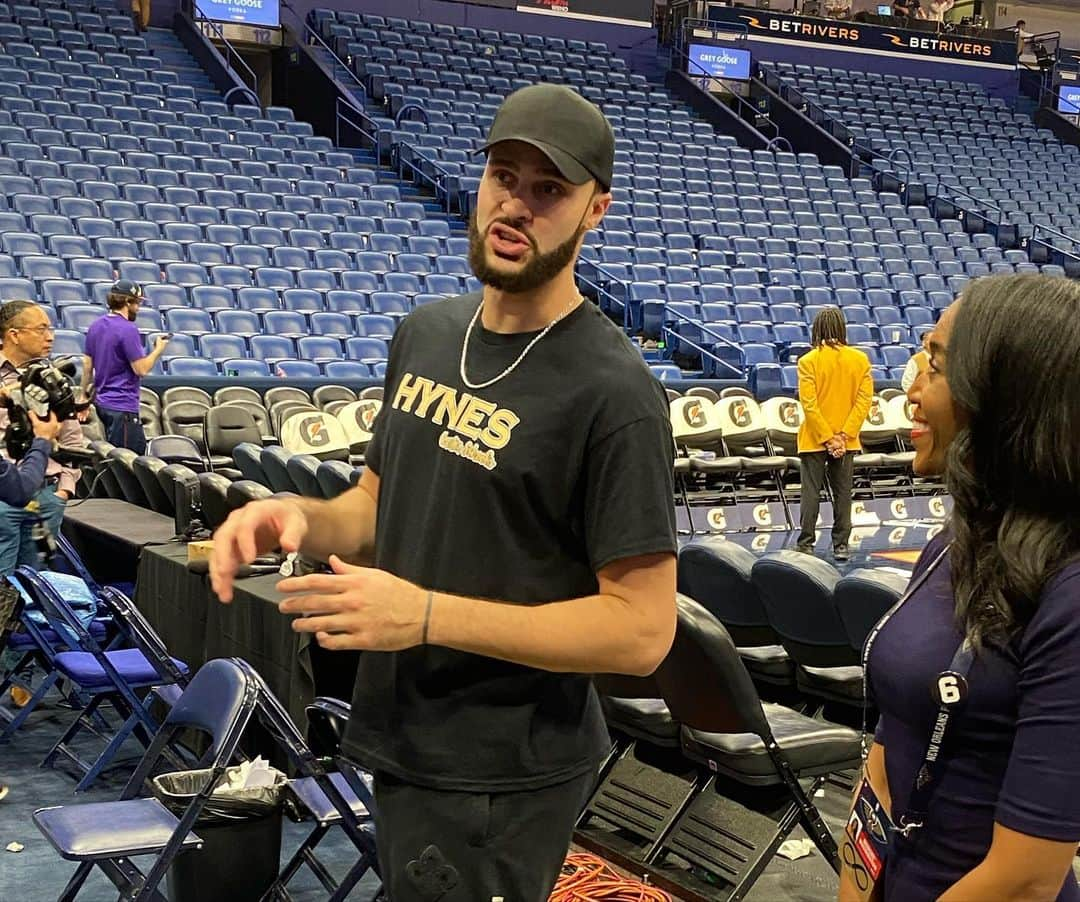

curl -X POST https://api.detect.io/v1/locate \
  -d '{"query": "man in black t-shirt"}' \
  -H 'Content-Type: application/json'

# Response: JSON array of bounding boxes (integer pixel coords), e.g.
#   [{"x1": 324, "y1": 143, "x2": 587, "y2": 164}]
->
[{"x1": 211, "y1": 84, "x2": 677, "y2": 901}]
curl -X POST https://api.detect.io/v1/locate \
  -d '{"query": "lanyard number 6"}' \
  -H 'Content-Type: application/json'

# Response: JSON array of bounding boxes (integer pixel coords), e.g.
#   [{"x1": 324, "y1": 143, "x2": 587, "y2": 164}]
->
[{"x1": 935, "y1": 672, "x2": 967, "y2": 706}]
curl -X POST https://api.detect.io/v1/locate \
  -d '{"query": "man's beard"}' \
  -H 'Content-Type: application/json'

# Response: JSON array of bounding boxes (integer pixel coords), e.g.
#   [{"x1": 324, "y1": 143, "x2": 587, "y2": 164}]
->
[
  {"x1": 126, "y1": 309, "x2": 137, "y2": 322},
  {"x1": 468, "y1": 214, "x2": 583, "y2": 294}
]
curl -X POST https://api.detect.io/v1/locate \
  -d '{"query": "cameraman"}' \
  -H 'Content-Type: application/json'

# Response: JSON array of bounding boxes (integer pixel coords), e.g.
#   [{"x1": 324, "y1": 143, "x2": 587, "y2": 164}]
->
[
  {"x1": 0, "y1": 398, "x2": 61, "y2": 506},
  {"x1": 0, "y1": 301, "x2": 84, "y2": 575},
  {"x1": 0, "y1": 394, "x2": 61, "y2": 791},
  {"x1": 81, "y1": 280, "x2": 169, "y2": 455}
]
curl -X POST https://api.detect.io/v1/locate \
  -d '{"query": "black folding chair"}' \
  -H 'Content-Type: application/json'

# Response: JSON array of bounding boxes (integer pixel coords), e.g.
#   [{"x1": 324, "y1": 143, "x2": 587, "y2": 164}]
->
[
  {"x1": 655, "y1": 597, "x2": 859, "y2": 897},
  {"x1": 242, "y1": 674, "x2": 380, "y2": 901},
  {"x1": 264, "y1": 693, "x2": 380, "y2": 901},
  {"x1": 589, "y1": 597, "x2": 860, "y2": 898}
]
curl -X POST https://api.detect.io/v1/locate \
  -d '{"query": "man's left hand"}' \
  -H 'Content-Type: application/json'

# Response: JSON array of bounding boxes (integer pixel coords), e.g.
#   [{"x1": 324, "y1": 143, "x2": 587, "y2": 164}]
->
[{"x1": 277, "y1": 555, "x2": 428, "y2": 651}]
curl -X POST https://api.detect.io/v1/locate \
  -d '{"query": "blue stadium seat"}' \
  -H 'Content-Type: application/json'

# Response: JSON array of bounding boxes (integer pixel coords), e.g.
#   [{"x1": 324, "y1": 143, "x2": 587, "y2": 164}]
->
[
  {"x1": 221, "y1": 358, "x2": 270, "y2": 377},
  {"x1": 198, "y1": 333, "x2": 248, "y2": 361},
  {"x1": 323, "y1": 360, "x2": 372, "y2": 379},
  {"x1": 356, "y1": 314, "x2": 396, "y2": 339},
  {"x1": 345, "y1": 336, "x2": 389, "y2": 362},
  {"x1": 276, "y1": 360, "x2": 322, "y2": 378},
  {"x1": 190, "y1": 286, "x2": 235, "y2": 311},
  {"x1": 214, "y1": 309, "x2": 261, "y2": 337},
  {"x1": 297, "y1": 336, "x2": 344, "y2": 360},
  {"x1": 237, "y1": 287, "x2": 281, "y2": 312},
  {"x1": 51, "y1": 328, "x2": 85, "y2": 355},
  {"x1": 165, "y1": 308, "x2": 213, "y2": 335},
  {"x1": 309, "y1": 311, "x2": 352, "y2": 337},
  {"x1": 281, "y1": 288, "x2": 323, "y2": 312},
  {"x1": 263, "y1": 310, "x2": 309, "y2": 338},
  {"x1": 250, "y1": 334, "x2": 297, "y2": 361},
  {"x1": 166, "y1": 357, "x2": 219, "y2": 377},
  {"x1": 296, "y1": 270, "x2": 337, "y2": 293},
  {"x1": 255, "y1": 268, "x2": 295, "y2": 291}
]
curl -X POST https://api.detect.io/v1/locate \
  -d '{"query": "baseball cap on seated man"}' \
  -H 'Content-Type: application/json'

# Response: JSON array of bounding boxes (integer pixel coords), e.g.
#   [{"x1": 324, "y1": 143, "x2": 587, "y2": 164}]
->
[{"x1": 478, "y1": 84, "x2": 616, "y2": 192}]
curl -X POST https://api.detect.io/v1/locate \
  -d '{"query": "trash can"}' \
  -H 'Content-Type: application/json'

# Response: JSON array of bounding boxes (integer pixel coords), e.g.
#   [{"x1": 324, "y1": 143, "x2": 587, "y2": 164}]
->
[{"x1": 153, "y1": 763, "x2": 286, "y2": 902}]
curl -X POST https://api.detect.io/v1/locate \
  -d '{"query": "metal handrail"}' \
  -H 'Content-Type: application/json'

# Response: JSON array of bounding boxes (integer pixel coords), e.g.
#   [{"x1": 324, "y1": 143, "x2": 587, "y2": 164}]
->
[
  {"x1": 334, "y1": 95, "x2": 378, "y2": 150},
  {"x1": 765, "y1": 135, "x2": 793, "y2": 155},
  {"x1": 681, "y1": 53, "x2": 779, "y2": 146},
  {"x1": 394, "y1": 143, "x2": 450, "y2": 206},
  {"x1": 192, "y1": 3, "x2": 260, "y2": 107},
  {"x1": 1029, "y1": 222, "x2": 1080, "y2": 257},
  {"x1": 395, "y1": 104, "x2": 429, "y2": 127},
  {"x1": 887, "y1": 147, "x2": 914, "y2": 179},
  {"x1": 930, "y1": 179, "x2": 1007, "y2": 221},
  {"x1": 279, "y1": 0, "x2": 368, "y2": 102},
  {"x1": 661, "y1": 305, "x2": 744, "y2": 378},
  {"x1": 574, "y1": 270, "x2": 740, "y2": 377},
  {"x1": 1041, "y1": 82, "x2": 1080, "y2": 118},
  {"x1": 758, "y1": 64, "x2": 881, "y2": 170}
]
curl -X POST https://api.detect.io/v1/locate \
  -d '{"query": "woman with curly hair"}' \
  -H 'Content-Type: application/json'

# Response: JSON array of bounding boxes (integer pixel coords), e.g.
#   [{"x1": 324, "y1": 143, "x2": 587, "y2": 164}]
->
[{"x1": 840, "y1": 274, "x2": 1080, "y2": 901}]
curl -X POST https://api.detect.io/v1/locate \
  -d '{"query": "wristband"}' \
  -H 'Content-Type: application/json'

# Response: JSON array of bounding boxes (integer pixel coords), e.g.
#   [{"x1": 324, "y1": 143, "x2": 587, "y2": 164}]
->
[{"x1": 422, "y1": 590, "x2": 434, "y2": 645}]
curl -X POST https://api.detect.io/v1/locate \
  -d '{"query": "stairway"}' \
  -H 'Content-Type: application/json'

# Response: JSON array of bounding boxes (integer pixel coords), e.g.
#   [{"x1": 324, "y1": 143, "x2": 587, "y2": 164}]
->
[
  {"x1": 141, "y1": 27, "x2": 223, "y2": 105},
  {"x1": 304, "y1": 44, "x2": 468, "y2": 234},
  {"x1": 151, "y1": 24, "x2": 465, "y2": 235}
]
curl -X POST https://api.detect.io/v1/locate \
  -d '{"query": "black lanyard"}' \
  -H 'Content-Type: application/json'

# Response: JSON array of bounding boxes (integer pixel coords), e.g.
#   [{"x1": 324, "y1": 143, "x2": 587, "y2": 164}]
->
[
  {"x1": 861, "y1": 543, "x2": 969, "y2": 838},
  {"x1": 898, "y1": 639, "x2": 973, "y2": 835}
]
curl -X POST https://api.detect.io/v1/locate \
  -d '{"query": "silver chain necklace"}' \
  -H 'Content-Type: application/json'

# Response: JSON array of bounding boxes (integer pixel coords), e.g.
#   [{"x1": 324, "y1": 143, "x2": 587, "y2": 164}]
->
[{"x1": 459, "y1": 295, "x2": 580, "y2": 390}]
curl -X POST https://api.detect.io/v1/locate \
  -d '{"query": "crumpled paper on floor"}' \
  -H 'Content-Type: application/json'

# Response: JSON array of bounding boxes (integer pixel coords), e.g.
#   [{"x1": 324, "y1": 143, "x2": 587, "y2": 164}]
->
[
  {"x1": 777, "y1": 838, "x2": 815, "y2": 861},
  {"x1": 5, "y1": 842, "x2": 23, "y2": 853}
]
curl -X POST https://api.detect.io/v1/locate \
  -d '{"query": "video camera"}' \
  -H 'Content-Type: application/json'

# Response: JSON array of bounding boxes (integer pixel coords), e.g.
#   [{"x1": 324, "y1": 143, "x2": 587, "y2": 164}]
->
[{"x1": 3, "y1": 356, "x2": 90, "y2": 460}]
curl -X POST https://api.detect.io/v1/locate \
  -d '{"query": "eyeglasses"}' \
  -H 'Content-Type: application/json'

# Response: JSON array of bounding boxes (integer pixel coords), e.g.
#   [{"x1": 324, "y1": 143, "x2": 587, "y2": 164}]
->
[{"x1": 14, "y1": 324, "x2": 54, "y2": 336}]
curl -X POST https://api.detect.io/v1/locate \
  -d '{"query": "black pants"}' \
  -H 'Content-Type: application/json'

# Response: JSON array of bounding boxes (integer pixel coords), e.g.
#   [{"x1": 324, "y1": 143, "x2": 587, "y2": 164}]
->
[
  {"x1": 372, "y1": 769, "x2": 595, "y2": 902},
  {"x1": 96, "y1": 405, "x2": 146, "y2": 455},
  {"x1": 798, "y1": 451, "x2": 854, "y2": 549}
]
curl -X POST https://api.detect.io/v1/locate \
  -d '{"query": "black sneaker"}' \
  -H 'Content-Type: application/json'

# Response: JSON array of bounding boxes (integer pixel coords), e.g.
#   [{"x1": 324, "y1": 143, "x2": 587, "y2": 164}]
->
[
  {"x1": 795, "y1": 544, "x2": 814, "y2": 555},
  {"x1": 833, "y1": 544, "x2": 850, "y2": 562}
]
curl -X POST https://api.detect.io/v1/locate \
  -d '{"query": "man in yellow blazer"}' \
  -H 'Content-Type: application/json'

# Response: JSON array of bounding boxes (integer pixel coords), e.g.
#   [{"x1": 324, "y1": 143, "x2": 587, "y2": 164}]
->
[{"x1": 796, "y1": 308, "x2": 873, "y2": 560}]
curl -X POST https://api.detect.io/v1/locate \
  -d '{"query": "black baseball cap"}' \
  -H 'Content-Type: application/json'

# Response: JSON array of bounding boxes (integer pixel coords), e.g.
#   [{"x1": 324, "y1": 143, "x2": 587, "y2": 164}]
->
[
  {"x1": 108, "y1": 279, "x2": 143, "y2": 301},
  {"x1": 479, "y1": 84, "x2": 615, "y2": 192}
]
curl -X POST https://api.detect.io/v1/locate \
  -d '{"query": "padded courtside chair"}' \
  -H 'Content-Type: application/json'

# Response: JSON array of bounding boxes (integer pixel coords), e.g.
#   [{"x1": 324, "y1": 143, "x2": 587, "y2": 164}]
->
[
  {"x1": 677, "y1": 538, "x2": 794, "y2": 690},
  {"x1": 599, "y1": 597, "x2": 859, "y2": 894},
  {"x1": 751, "y1": 551, "x2": 863, "y2": 707},
  {"x1": 834, "y1": 567, "x2": 908, "y2": 653}
]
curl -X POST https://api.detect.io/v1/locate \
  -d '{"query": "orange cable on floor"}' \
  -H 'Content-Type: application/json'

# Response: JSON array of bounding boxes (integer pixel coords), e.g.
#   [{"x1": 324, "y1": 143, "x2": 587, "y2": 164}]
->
[{"x1": 549, "y1": 851, "x2": 673, "y2": 901}]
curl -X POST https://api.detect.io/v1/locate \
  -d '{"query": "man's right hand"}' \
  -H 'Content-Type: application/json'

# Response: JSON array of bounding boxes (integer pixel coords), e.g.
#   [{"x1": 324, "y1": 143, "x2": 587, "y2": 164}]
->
[
  {"x1": 209, "y1": 498, "x2": 309, "y2": 603},
  {"x1": 154, "y1": 334, "x2": 171, "y2": 350},
  {"x1": 30, "y1": 412, "x2": 61, "y2": 443}
]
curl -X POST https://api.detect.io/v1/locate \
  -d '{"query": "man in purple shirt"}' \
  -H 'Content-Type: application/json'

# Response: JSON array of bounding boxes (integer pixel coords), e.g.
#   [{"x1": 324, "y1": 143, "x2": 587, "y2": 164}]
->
[{"x1": 81, "y1": 280, "x2": 169, "y2": 454}]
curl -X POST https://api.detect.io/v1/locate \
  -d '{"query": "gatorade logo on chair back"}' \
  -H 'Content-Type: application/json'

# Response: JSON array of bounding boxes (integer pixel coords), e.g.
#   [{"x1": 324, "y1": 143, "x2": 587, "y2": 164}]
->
[
  {"x1": 301, "y1": 416, "x2": 329, "y2": 448},
  {"x1": 280, "y1": 410, "x2": 350, "y2": 461},
  {"x1": 336, "y1": 399, "x2": 383, "y2": 452},
  {"x1": 729, "y1": 399, "x2": 751, "y2": 428},
  {"x1": 684, "y1": 401, "x2": 706, "y2": 428},
  {"x1": 778, "y1": 400, "x2": 800, "y2": 428}
]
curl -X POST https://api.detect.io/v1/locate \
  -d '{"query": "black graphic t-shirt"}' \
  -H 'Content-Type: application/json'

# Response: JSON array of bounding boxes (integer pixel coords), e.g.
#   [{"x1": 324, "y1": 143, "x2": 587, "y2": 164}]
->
[{"x1": 341, "y1": 293, "x2": 677, "y2": 791}]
